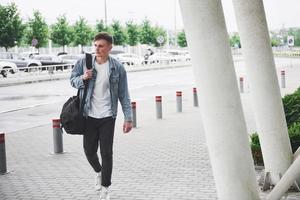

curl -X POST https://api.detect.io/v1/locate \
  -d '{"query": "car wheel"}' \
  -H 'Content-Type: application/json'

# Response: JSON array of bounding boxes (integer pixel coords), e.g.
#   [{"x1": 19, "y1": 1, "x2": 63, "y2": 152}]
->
[
  {"x1": 27, "y1": 64, "x2": 39, "y2": 72},
  {"x1": 6, "y1": 67, "x2": 15, "y2": 74},
  {"x1": 1, "y1": 70, "x2": 8, "y2": 78}
]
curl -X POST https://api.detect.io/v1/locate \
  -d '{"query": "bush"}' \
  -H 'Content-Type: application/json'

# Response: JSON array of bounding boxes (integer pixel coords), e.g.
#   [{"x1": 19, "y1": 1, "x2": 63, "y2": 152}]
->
[
  {"x1": 250, "y1": 87, "x2": 300, "y2": 165},
  {"x1": 288, "y1": 122, "x2": 300, "y2": 152},
  {"x1": 250, "y1": 123, "x2": 300, "y2": 165},
  {"x1": 282, "y1": 87, "x2": 300, "y2": 127},
  {"x1": 250, "y1": 132, "x2": 264, "y2": 166},
  {"x1": 288, "y1": 122, "x2": 300, "y2": 141}
]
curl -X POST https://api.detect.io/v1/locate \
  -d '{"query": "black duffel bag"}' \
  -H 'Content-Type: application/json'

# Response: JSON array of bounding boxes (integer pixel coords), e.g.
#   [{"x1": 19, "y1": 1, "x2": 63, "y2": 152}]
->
[
  {"x1": 60, "y1": 91, "x2": 86, "y2": 134},
  {"x1": 60, "y1": 53, "x2": 92, "y2": 135}
]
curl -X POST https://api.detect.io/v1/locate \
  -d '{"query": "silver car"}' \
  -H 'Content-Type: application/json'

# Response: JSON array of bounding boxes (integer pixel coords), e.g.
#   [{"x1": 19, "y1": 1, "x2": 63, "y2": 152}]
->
[
  {"x1": 0, "y1": 61, "x2": 18, "y2": 77},
  {"x1": 0, "y1": 52, "x2": 42, "y2": 70}
]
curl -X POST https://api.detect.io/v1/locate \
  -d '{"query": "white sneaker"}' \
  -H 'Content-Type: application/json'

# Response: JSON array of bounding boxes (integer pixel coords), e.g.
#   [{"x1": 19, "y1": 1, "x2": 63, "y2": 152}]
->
[
  {"x1": 99, "y1": 186, "x2": 110, "y2": 200},
  {"x1": 95, "y1": 172, "x2": 101, "y2": 191}
]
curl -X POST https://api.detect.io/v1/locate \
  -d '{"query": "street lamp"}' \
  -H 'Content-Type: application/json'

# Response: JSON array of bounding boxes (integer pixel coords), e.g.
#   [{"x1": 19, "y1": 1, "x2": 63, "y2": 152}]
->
[{"x1": 104, "y1": 0, "x2": 107, "y2": 27}]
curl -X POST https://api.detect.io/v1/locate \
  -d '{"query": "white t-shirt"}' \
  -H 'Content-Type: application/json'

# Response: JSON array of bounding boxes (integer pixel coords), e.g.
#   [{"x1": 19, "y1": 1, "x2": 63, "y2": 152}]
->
[{"x1": 88, "y1": 61, "x2": 113, "y2": 119}]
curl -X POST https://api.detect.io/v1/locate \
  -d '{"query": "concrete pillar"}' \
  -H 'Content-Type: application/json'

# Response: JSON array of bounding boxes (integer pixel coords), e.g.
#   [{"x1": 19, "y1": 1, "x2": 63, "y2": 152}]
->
[
  {"x1": 131, "y1": 102, "x2": 137, "y2": 128},
  {"x1": 232, "y1": 0, "x2": 293, "y2": 184},
  {"x1": 239, "y1": 77, "x2": 244, "y2": 93},
  {"x1": 267, "y1": 155, "x2": 300, "y2": 200},
  {"x1": 179, "y1": 0, "x2": 260, "y2": 199},
  {"x1": 176, "y1": 91, "x2": 182, "y2": 112},
  {"x1": 155, "y1": 96, "x2": 163, "y2": 119},
  {"x1": 0, "y1": 133, "x2": 7, "y2": 174},
  {"x1": 281, "y1": 70, "x2": 286, "y2": 89}
]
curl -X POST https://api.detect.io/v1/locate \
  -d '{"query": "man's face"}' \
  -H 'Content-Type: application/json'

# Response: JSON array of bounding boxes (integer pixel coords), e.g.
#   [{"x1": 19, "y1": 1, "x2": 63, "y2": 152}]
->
[{"x1": 94, "y1": 39, "x2": 112, "y2": 58}]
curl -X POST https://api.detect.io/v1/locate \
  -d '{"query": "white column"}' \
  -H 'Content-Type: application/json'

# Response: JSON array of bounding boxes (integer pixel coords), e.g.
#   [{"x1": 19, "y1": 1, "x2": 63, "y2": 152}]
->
[
  {"x1": 78, "y1": 44, "x2": 82, "y2": 54},
  {"x1": 48, "y1": 40, "x2": 52, "y2": 54},
  {"x1": 14, "y1": 45, "x2": 18, "y2": 53},
  {"x1": 179, "y1": 0, "x2": 260, "y2": 199},
  {"x1": 63, "y1": 45, "x2": 67, "y2": 53},
  {"x1": 232, "y1": 0, "x2": 293, "y2": 184}
]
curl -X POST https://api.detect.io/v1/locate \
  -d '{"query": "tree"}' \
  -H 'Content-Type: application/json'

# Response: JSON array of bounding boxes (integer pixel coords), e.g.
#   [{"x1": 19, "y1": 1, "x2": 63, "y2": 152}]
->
[
  {"x1": 177, "y1": 31, "x2": 187, "y2": 47},
  {"x1": 95, "y1": 19, "x2": 111, "y2": 33},
  {"x1": 139, "y1": 18, "x2": 156, "y2": 45},
  {"x1": 270, "y1": 31, "x2": 282, "y2": 47},
  {"x1": 50, "y1": 15, "x2": 73, "y2": 52},
  {"x1": 25, "y1": 10, "x2": 49, "y2": 50},
  {"x1": 73, "y1": 17, "x2": 93, "y2": 53},
  {"x1": 111, "y1": 20, "x2": 127, "y2": 46},
  {"x1": 0, "y1": 3, "x2": 24, "y2": 51},
  {"x1": 126, "y1": 20, "x2": 139, "y2": 46},
  {"x1": 287, "y1": 28, "x2": 300, "y2": 47},
  {"x1": 153, "y1": 26, "x2": 167, "y2": 47}
]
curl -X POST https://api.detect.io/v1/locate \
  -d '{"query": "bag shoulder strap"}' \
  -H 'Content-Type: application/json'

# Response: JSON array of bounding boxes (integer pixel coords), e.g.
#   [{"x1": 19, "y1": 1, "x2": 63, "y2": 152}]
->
[
  {"x1": 79, "y1": 53, "x2": 93, "y2": 113},
  {"x1": 85, "y1": 53, "x2": 92, "y2": 70}
]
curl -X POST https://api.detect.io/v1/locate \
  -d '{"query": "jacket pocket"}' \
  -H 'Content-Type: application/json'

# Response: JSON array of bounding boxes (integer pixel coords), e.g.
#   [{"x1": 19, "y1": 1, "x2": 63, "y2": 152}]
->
[{"x1": 110, "y1": 75, "x2": 119, "y2": 84}]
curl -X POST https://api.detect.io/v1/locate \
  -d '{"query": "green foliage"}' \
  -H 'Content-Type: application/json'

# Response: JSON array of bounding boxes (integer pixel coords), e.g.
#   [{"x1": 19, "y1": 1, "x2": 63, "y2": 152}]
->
[
  {"x1": 177, "y1": 31, "x2": 187, "y2": 47},
  {"x1": 287, "y1": 28, "x2": 300, "y2": 46},
  {"x1": 250, "y1": 87, "x2": 300, "y2": 165},
  {"x1": 229, "y1": 34, "x2": 241, "y2": 48},
  {"x1": 126, "y1": 20, "x2": 139, "y2": 46},
  {"x1": 153, "y1": 26, "x2": 167, "y2": 47},
  {"x1": 95, "y1": 19, "x2": 111, "y2": 34},
  {"x1": 0, "y1": 3, "x2": 24, "y2": 51},
  {"x1": 25, "y1": 10, "x2": 49, "y2": 49},
  {"x1": 50, "y1": 15, "x2": 73, "y2": 52},
  {"x1": 250, "y1": 132, "x2": 263, "y2": 165},
  {"x1": 139, "y1": 18, "x2": 156, "y2": 45},
  {"x1": 250, "y1": 121, "x2": 300, "y2": 164},
  {"x1": 271, "y1": 39, "x2": 280, "y2": 47},
  {"x1": 73, "y1": 17, "x2": 93, "y2": 51},
  {"x1": 282, "y1": 87, "x2": 300, "y2": 127},
  {"x1": 250, "y1": 132, "x2": 260, "y2": 149},
  {"x1": 111, "y1": 20, "x2": 127, "y2": 46},
  {"x1": 288, "y1": 122, "x2": 300, "y2": 141},
  {"x1": 270, "y1": 31, "x2": 282, "y2": 47}
]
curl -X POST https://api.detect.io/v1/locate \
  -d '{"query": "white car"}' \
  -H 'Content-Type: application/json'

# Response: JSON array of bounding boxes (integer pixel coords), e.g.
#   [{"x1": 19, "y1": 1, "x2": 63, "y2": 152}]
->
[
  {"x1": 58, "y1": 54, "x2": 83, "y2": 65},
  {"x1": 20, "y1": 51, "x2": 39, "y2": 59},
  {"x1": 0, "y1": 61, "x2": 18, "y2": 77},
  {"x1": 147, "y1": 52, "x2": 176, "y2": 64},
  {"x1": 162, "y1": 50, "x2": 191, "y2": 62},
  {"x1": 116, "y1": 53, "x2": 144, "y2": 66}
]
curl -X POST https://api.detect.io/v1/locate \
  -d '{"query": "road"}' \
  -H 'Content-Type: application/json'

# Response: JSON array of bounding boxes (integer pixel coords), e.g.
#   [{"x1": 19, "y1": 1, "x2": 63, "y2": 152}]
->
[{"x1": 1, "y1": 57, "x2": 300, "y2": 133}]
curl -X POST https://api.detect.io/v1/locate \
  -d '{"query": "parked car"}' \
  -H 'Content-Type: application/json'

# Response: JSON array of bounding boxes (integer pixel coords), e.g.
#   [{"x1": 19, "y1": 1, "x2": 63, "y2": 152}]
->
[
  {"x1": 147, "y1": 52, "x2": 176, "y2": 64},
  {"x1": 0, "y1": 52, "x2": 42, "y2": 70},
  {"x1": 0, "y1": 61, "x2": 18, "y2": 77},
  {"x1": 32, "y1": 54, "x2": 69, "y2": 70},
  {"x1": 57, "y1": 52, "x2": 68, "y2": 56},
  {"x1": 58, "y1": 54, "x2": 83, "y2": 65},
  {"x1": 32, "y1": 54, "x2": 66, "y2": 65},
  {"x1": 115, "y1": 53, "x2": 144, "y2": 66},
  {"x1": 162, "y1": 49, "x2": 191, "y2": 61},
  {"x1": 20, "y1": 51, "x2": 39, "y2": 59}
]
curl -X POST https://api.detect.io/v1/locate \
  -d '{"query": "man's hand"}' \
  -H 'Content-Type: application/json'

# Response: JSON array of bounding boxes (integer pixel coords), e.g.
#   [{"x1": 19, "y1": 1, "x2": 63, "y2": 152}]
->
[
  {"x1": 82, "y1": 69, "x2": 93, "y2": 80},
  {"x1": 123, "y1": 121, "x2": 133, "y2": 134}
]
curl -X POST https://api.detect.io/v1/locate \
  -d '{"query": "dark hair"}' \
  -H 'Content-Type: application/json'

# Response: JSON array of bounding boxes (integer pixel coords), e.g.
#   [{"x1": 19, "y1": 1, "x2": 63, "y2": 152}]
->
[{"x1": 94, "y1": 32, "x2": 113, "y2": 44}]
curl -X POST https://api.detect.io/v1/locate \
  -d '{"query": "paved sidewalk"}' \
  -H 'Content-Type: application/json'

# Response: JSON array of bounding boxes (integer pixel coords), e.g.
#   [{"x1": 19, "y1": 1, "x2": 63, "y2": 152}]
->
[{"x1": 1, "y1": 89, "x2": 300, "y2": 199}]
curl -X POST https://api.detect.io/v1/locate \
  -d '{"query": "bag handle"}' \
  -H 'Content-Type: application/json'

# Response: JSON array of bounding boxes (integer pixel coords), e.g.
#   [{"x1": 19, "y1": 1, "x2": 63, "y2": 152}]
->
[{"x1": 79, "y1": 53, "x2": 93, "y2": 113}]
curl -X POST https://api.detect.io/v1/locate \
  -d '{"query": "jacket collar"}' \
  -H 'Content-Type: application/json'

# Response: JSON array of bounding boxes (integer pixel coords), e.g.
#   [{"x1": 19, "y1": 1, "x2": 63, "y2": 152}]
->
[{"x1": 92, "y1": 54, "x2": 116, "y2": 74}]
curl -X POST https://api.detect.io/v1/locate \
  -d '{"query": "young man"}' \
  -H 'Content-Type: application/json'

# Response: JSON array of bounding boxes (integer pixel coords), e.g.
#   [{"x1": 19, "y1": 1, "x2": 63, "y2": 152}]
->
[{"x1": 70, "y1": 32, "x2": 133, "y2": 200}]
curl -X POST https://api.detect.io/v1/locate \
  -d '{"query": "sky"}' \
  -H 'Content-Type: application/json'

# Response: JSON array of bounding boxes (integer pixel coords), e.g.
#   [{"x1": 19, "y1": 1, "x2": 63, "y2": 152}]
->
[{"x1": 1, "y1": 0, "x2": 300, "y2": 32}]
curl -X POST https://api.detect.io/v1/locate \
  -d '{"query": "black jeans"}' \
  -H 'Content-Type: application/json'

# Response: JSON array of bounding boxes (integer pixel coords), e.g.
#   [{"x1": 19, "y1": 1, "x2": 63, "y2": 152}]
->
[{"x1": 83, "y1": 116, "x2": 116, "y2": 187}]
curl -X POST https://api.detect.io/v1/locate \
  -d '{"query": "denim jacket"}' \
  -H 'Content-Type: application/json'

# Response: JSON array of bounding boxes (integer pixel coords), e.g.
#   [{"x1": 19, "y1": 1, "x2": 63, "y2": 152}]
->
[{"x1": 70, "y1": 55, "x2": 132, "y2": 122}]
